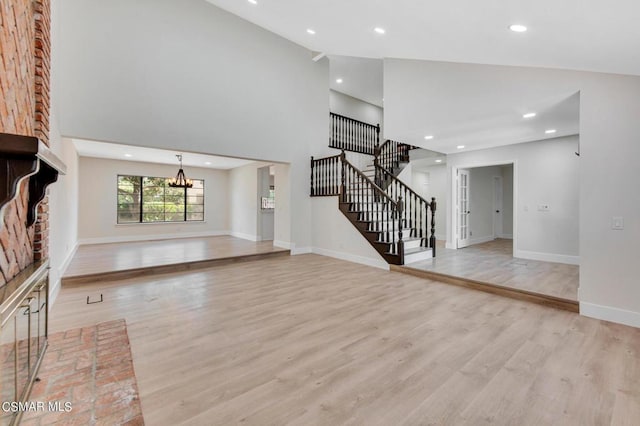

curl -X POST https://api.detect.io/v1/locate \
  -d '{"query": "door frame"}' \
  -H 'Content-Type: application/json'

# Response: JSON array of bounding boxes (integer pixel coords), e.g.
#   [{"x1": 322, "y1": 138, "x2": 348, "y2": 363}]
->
[
  {"x1": 493, "y1": 175, "x2": 503, "y2": 238},
  {"x1": 449, "y1": 160, "x2": 517, "y2": 256},
  {"x1": 456, "y1": 169, "x2": 472, "y2": 248}
]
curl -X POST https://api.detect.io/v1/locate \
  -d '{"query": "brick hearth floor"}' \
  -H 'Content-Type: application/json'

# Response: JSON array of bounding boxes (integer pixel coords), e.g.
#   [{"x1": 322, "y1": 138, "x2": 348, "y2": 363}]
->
[{"x1": 21, "y1": 319, "x2": 144, "y2": 425}]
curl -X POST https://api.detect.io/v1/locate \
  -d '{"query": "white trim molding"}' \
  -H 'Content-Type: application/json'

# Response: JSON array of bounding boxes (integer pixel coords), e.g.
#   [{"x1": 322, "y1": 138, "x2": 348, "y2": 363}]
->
[
  {"x1": 499, "y1": 233, "x2": 513, "y2": 239},
  {"x1": 311, "y1": 247, "x2": 390, "y2": 270},
  {"x1": 580, "y1": 302, "x2": 640, "y2": 328},
  {"x1": 78, "y1": 230, "x2": 230, "y2": 245},
  {"x1": 49, "y1": 242, "x2": 78, "y2": 309},
  {"x1": 229, "y1": 231, "x2": 259, "y2": 242},
  {"x1": 291, "y1": 245, "x2": 312, "y2": 255},
  {"x1": 514, "y1": 249, "x2": 579, "y2": 265},
  {"x1": 468, "y1": 235, "x2": 495, "y2": 246},
  {"x1": 273, "y1": 240, "x2": 292, "y2": 250},
  {"x1": 49, "y1": 279, "x2": 62, "y2": 312}
]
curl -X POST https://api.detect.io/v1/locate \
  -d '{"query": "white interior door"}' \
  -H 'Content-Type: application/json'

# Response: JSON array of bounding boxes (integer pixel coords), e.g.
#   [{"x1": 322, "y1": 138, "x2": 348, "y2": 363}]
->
[
  {"x1": 457, "y1": 169, "x2": 471, "y2": 248},
  {"x1": 493, "y1": 176, "x2": 503, "y2": 238}
]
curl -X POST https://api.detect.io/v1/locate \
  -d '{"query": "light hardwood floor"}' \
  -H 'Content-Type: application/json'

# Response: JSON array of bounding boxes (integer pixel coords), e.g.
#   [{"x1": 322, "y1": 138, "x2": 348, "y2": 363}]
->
[
  {"x1": 50, "y1": 254, "x2": 638, "y2": 425},
  {"x1": 64, "y1": 236, "x2": 287, "y2": 278},
  {"x1": 408, "y1": 239, "x2": 579, "y2": 301}
]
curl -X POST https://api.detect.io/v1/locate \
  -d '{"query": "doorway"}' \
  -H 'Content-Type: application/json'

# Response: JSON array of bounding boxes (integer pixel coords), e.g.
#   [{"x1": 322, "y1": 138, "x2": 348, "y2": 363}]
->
[
  {"x1": 257, "y1": 165, "x2": 275, "y2": 241},
  {"x1": 454, "y1": 163, "x2": 514, "y2": 250}
]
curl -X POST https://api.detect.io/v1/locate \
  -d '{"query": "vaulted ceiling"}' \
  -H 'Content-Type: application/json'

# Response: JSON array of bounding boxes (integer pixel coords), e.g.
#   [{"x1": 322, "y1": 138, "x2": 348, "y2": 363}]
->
[
  {"x1": 205, "y1": 0, "x2": 640, "y2": 76},
  {"x1": 204, "y1": 0, "x2": 634, "y2": 152}
]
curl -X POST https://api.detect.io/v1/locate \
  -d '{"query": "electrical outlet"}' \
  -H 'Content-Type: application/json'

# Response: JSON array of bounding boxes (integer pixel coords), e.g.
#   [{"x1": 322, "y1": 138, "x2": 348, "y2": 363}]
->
[{"x1": 612, "y1": 217, "x2": 624, "y2": 230}]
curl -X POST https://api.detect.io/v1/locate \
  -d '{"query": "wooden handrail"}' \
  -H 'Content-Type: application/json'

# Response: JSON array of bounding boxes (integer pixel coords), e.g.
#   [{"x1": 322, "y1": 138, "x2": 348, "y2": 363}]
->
[
  {"x1": 375, "y1": 163, "x2": 437, "y2": 256},
  {"x1": 342, "y1": 156, "x2": 397, "y2": 208},
  {"x1": 375, "y1": 164, "x2": 429, "y2": 206},
  {"x1": 329, "y1": 112, "x2": 380, "y2": 156},
  {"x1": 330, "y1": 112, "x2": 378, "y2": 129}
]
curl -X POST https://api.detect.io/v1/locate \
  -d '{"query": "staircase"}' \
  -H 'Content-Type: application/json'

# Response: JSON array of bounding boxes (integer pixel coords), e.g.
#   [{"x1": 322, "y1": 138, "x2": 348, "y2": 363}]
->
[{"x1": 311, "y1": 113, "x2": 437, "y2": 266}]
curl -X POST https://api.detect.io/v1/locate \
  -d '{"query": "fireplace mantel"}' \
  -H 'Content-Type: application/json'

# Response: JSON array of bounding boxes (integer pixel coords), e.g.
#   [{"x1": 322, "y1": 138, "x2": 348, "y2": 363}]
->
[{"x1": 0, "y1": 132, "x2": 67, "y2": 228}]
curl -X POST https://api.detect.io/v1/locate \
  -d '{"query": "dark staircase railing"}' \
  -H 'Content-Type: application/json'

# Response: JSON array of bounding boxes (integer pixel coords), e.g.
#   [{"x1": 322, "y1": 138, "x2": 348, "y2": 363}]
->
[
  {"x1": 311, "y1": 152, "x2": 406, "y2": 264},
  {"x1": 312, "y1": 112, "x2": 437, "y2": 265},
  {"x1": 374, "y1": 165, "x2": 437, "y2": 257},
  {"x1": 329, "y1": 112, "x2": 380, "y2": 155},
  {"x1": 374, "y1": 139, "x2": 419, "y2": 189},
  {"x1": 310, "y1": 154, "x2": 341, "y2": 196}
]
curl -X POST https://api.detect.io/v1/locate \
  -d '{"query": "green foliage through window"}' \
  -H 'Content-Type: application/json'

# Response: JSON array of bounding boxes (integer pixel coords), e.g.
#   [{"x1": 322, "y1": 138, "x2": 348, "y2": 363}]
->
[{"x1": 117, "y1": 175, "x2": 204, "y2": 223}]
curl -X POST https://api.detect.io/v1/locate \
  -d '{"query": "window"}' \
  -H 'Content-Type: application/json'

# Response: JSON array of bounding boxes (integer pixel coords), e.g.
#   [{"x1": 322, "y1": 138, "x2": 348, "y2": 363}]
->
[{"x1": 117, "y1": 175, "x2": 204, "y2": 223}]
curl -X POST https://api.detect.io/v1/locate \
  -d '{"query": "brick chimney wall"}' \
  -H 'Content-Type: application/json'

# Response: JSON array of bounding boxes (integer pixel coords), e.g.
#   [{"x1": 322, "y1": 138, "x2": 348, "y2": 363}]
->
[{"x1": 0, "y1": 0, "x2": 52, "y2": 285}]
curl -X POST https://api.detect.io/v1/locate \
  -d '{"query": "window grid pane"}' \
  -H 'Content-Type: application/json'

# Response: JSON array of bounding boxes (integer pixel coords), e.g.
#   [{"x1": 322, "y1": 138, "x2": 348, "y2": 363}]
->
[{"x1": 117, "y1": 175, "x2": 204, "y2": 224}]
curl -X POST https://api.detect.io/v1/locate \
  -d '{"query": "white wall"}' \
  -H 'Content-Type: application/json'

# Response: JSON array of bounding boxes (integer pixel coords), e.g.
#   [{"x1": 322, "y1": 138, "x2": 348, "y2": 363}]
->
[
  {"x1": 48, "y1": 0, "x2": 79, "y2": 305},
  {"x1": 229, "y1": 163, "x2": 259, "y2": 241},
  {"x1": 384, "y1": 57, "x2": 640, "y2": 326},
  {"x1": 58, "y1": 0, "x2": 329, "y2": 252},
  {"x1": 412, "y1": 164, "x2": 446, "y2": 241},
  {"x1": 273, "y1": 163, "x2": 292, "y2": 249},
  {"x1": 47, "y1": 136, "x2": 79, "y2": 303},
  {"x1": 310, "y1": 197, "x2": 389, "y2": 270},
  {"x1": 330, "y1": 90, "x2": 383, "y2": 130},
  {"x1": 77, "y1": 157, "x2": 229, "y2": 243},
  {"x1": 447, "y1": 136, "x2": 579, "y2": 262}
]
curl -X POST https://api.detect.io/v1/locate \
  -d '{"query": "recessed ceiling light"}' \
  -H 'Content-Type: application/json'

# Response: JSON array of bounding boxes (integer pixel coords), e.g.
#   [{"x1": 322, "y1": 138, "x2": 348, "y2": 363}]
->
[
  {"x1": 435, "y1": 159, "x2": 443, "y2": 163},
  {"x1": 336, "y1": 78, "x2": 343, "y2": 84},
  {"x1": 124, "y1": 154, "x2": 132, "y2": 157},
  {"x1": 523, "y1": 112, "x2": 536, "y2": 118},
  {"x1": 306, "y1": 29, "x2": 315, "y2": 35},
  {"x1": 374, "y1": 27, "x2": 386, "y2": 34},
  {"x1": 424, "y1": 135, "x2": 434, "y2": 140},
  {"x1": 509, "y1": 24, "x2": 527, "y2": 33},
  {"x1": 248, "y1": 0, "x2": 257, "y2": 4},
  {"x1": 457, "y1": 145, "x2": 465, "y2": 149},
  {"x1": 545, "y1": 129, "x2": 557, "y2": 134},
  {"x1": 205, "y1": 161, "x2": 212, "y2": 165}
]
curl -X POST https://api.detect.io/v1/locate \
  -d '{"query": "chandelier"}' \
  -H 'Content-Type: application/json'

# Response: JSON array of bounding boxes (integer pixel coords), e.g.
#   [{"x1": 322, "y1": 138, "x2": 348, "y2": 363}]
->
[{"x1": 168, "y1": 154, "x2": 193, "y2": 188}]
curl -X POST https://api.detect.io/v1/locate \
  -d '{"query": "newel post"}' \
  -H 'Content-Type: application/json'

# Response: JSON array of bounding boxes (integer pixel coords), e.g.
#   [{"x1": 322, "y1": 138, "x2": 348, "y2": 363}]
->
[
  {"x1": 397, "y1": 195, "x2": 405, "y2": 264},
  {"x1": 430, "y1": 197, "x2": 437, "y2": 257},
  {"x1": 310, "y1": 156, "x2": 314, "y2": 196},
  {"x1": 340, "y1": 150, "x2": 346, "y2": 201},
  {"x1": 375, "y1": 123, "x2": 380, "y2": 148}
]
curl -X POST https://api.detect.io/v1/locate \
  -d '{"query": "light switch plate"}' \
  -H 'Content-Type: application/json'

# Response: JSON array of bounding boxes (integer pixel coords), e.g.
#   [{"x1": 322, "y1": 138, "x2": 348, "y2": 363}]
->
[{"x1": 612, "y1": 216, "x2": 624, "y2": 230}]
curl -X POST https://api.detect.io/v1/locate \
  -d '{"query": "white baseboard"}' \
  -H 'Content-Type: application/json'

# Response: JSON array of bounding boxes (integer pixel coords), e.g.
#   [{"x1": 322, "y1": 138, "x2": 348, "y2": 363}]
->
[
  {"x1": 59, "y1": 242, "x2": 78, "y2": 276},
  {"x1": 311, "y1": 247, "x2": 389, "y2": 270},
  {"x1": 515, "y1": 249, "x2": 579, "y2": 265},
  {"x1": 78, "y1": 230, "x2": 230, "y2": 245},
  {"x1": 291, "y1": 246, "x2": 312, "y2": 255},
  {"x1": 273, "y1": 240, "x2": 292, "y2": 250},
  {"x1": 49, "y1": 241, "x2": 78, "y2": 309},
  {"x1": 499, "y1": 233, "x2": 513, "y2": 239},
  {"x1": 469, "y1": 235, "x2": 495, "y2": 246},
  {"x1": 580, "y1": 302, "x2": 640, "y2": 328},
  {"x1": 229, "y1": 231, "x2": 259, "y2": 242},
  {"x1": 49, "y1": 278, "x2": 61, "y2": 311}
]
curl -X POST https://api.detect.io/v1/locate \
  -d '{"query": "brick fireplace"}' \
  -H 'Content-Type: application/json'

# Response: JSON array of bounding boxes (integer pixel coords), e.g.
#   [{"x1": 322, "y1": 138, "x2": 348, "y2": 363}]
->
[{"x1": 0, "y1": 0, "x2": 52, "y2": 285}]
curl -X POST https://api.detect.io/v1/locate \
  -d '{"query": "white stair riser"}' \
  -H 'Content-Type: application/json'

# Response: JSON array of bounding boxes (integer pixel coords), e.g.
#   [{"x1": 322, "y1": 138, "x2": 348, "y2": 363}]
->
[
  {"x1": 403, "y1": 239, "x2": 423, "y2": 250},
  {"x1": 404, "y1": 250, "x2": 433, "y2": 264}
]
